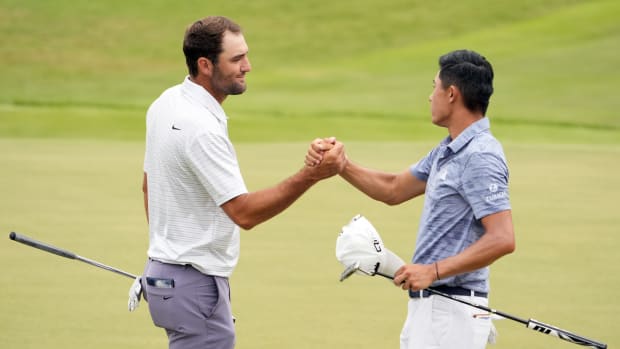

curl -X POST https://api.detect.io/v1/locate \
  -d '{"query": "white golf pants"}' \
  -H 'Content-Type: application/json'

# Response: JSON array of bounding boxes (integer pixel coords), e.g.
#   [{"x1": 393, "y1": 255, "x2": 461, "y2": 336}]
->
[{"x1": 400, "y1": 294, "x2": 494, "y2": 349}]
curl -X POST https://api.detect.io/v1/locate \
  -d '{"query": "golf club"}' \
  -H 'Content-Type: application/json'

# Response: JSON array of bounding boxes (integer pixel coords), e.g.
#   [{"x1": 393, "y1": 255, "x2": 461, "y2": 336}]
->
[
  {"x1": 340, "y1": 262, "x2": 607, "y2": 349},
  {"x1": 9, "y1": 232, "x2": 137, "y2": 279}
]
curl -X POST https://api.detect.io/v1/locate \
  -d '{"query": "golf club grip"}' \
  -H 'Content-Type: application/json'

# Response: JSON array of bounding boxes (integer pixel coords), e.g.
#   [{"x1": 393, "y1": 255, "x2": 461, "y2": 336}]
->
[
  {"x1": 9, "y1": 232, "x2": 77, "y2": 260},
  {"x1": 527, "y1": 319, "x2": 607, "y2": 349}
]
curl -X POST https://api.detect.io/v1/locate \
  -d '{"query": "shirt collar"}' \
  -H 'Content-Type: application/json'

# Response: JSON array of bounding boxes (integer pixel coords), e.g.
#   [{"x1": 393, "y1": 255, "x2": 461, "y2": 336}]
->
[
  {"x1": 181, "y1": 76, "x2": 228, "y2": 122},
  {"x1": 443, "y1": 117, "x2": 491, "y2": 153}
]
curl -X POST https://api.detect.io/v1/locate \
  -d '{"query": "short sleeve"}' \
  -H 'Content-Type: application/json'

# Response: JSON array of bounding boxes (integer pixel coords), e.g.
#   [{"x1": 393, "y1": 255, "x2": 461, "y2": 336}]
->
[
  {"x1": 410, "y1": 148, "x2": 437, "y2": 182},
  {"x1": 186, "y1": 131, "x2": 248, "y2": 206},
  {"x1": 460, "y1": 152, "x2": 511, "y2": 219}
]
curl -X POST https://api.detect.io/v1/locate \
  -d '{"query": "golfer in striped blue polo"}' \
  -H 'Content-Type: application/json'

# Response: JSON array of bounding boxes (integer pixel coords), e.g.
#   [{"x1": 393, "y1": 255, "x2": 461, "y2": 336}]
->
[{"x1": 307, "y1": 49, "x2": 515, "y2": 349}]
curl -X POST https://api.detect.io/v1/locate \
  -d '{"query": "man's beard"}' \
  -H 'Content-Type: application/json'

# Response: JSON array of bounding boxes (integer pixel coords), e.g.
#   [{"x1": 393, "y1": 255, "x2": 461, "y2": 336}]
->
[
  {"x1": 212, "y1": 68, "x2": 247, "y2": 96},
  {"x1": 225, "y1": 81, "x2": 246, "y2": 95}
]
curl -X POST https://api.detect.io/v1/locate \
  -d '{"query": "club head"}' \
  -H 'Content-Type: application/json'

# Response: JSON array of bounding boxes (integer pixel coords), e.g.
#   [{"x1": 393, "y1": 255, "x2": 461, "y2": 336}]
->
[{"x1": 339, "y1": 261, "x2": 360, "y2": 282}]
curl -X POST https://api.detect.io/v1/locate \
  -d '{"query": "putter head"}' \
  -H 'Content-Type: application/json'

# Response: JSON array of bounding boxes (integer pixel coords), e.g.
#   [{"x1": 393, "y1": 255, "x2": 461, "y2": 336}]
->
[{"x1": 339, "y1": 261, "x2": 360, "y2": 282}]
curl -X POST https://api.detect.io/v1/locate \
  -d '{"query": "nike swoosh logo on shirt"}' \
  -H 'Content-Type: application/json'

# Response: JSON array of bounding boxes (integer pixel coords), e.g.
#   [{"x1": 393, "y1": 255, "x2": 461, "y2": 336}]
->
[{"x1": 172, "y1": 125, "x2": 181, "y2": 130}]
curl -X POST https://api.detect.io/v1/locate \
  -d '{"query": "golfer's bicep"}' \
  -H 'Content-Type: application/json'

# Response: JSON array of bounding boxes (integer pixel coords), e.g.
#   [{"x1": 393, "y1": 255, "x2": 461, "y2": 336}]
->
[{"x1": 390, "y1": 170, "x2": 425, "y2": 204}]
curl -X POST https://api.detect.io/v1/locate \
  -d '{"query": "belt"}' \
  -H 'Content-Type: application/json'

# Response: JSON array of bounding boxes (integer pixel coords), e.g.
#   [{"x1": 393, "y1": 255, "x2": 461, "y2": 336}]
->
[
  {"x1": 409, "y1": 285, "x2": 488, "y2": 299},
  {"x1": 149, "y1": 258, "x2": 194, "y2": 270}
]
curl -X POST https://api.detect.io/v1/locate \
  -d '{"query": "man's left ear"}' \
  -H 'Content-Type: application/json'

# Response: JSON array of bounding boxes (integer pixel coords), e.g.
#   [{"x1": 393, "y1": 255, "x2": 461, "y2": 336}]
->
[
  {"x1": 448, "y1": 86, "x2": 457, "y2": 100},
  {"x1": 197, "y1": 57, "x2": 214, "y2": 76}
]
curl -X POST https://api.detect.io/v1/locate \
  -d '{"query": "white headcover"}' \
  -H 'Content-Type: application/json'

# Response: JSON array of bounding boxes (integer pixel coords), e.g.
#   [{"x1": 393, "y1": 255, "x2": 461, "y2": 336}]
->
[{"x1": 336, "y1": 214, "x2": 405, "y2": 278}]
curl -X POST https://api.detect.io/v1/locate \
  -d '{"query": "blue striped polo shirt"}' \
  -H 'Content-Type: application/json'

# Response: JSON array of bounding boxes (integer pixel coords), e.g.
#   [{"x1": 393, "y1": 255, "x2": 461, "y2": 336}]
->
[{"x1": 409, "y1": 117, "x2": 510, "y2": 293}]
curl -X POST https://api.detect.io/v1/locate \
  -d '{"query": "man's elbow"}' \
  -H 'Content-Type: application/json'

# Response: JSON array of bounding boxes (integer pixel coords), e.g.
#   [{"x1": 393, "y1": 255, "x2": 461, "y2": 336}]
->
[
  {"x1": 222, "y1": 194, "x2": 258, "y2": 230},
  {"x1": 382, "y1": 196, "x2": 403, "y2": 206},
  {"x1": 225, "y1": 211, "x2": 257, "y2": 230},
  {"x1": 500, "y1": 234, "x2": 516, "y2": 256},
  {"x1": 489, "y1": 230, "x2": 515, "y2": 260},
  {"x1": 235, "y1": 218, "x2": 257, "y2": 231}
]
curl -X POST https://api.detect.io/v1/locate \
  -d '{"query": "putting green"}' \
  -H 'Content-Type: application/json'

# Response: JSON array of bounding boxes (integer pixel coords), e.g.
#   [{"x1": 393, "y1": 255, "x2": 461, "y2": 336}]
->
[{"x1": 0, "y1": 139, "x2": 616, "y2": 348}]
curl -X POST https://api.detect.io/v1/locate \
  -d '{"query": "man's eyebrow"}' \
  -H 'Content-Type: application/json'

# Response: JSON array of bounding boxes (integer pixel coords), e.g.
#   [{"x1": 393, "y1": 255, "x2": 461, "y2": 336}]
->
[{"x1": 230, "y1": 51, "x2": 248, "y2": 60}]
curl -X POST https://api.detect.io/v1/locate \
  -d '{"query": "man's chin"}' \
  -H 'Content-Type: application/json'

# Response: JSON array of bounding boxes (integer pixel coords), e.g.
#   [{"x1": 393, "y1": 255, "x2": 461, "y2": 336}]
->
[{"x1": 228, "y1": 83, "x2": 247, "y2": 95}]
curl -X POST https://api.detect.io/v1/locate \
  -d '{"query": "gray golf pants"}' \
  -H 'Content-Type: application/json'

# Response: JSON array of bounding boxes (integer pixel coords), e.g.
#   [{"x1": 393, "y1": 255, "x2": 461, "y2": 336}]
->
[{"x1": 143, "y1": 259, "x2": 235, "y2": 349}]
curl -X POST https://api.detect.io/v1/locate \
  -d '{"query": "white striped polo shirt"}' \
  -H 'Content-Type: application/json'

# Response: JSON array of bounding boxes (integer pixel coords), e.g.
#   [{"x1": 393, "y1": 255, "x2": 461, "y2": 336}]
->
[{"x1": 143, "y1": 76, "x2": 248, "y2": 277}]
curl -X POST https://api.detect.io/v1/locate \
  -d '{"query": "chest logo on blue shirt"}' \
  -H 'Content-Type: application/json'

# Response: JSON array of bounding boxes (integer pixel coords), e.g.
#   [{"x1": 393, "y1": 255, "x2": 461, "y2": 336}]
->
[{"x1": 438, "y1": 168, "x2": 448, "y2": 181}]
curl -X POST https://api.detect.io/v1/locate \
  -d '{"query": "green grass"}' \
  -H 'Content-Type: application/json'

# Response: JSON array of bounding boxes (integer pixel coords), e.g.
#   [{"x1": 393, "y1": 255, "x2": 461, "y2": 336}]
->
[
  {"x1": 0, "y1": 139, "x2": 618, "y2": 348},
  {"x1": 1, "y1": 0, "x2": 619, "y2": 142},
  {"x1": 1, "y1": 0, "x2": 619, "y2": 348}
]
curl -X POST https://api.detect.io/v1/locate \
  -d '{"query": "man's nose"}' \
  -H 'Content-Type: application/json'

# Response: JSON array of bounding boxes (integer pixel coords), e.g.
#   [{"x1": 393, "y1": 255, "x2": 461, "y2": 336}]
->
[{"x1": 242, "y1": 57, "x2": 251, "y2": 73}]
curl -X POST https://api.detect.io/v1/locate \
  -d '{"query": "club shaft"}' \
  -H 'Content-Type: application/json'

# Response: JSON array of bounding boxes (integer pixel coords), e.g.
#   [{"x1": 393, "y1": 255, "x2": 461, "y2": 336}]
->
[
  {"x1": 75, "y1": 255, "x2": 137, "y2": 279},
  {"x1": 9, "y1": 232, "x2": 137, "y2": 280},
  {"x1": 526, "y1": 319, "x2": 607, "y2": 349},
  {"x1": 375, "y1": 271, "x2": 606, "y2": 348},
  {"x1": 423, "y1": 287, "x2": 527, "y2": 324}
]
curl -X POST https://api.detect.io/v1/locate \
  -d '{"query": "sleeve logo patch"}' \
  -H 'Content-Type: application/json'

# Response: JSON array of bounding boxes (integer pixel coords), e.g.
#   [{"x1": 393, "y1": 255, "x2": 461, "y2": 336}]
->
[{"x1": 485, "y1": 183, "x2": 507, "y2": 202}]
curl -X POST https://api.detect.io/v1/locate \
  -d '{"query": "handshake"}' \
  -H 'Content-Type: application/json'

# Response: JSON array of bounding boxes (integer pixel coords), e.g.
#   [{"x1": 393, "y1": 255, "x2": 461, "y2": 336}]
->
[{"x1": 302, "y1": 137, "x2": 348, "y2": 181}]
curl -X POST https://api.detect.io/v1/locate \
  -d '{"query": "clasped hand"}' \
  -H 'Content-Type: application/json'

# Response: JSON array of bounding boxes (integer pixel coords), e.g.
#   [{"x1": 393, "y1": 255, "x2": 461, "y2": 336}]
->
[{"x1": 304, "y1": 137, "x2": 347, "y2": 179}]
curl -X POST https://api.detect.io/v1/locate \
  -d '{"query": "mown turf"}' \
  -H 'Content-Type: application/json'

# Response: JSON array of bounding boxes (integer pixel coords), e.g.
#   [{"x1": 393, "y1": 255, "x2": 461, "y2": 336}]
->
[
  {"x1": 1, "y1": 0, "x2": 619, "y2": 142},
  {"x1": 0, "y1": 139, "x2": 617, "y2": 348}
]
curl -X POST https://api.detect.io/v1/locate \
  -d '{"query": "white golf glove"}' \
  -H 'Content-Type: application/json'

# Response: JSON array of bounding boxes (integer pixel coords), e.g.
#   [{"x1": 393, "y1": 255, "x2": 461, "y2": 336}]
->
[
  {"x1": 336, "y1": 214, "x2": 405, "y2": 278},
  {"x1": 128, "y1": 276, "x2": 142, "y2": 312}
]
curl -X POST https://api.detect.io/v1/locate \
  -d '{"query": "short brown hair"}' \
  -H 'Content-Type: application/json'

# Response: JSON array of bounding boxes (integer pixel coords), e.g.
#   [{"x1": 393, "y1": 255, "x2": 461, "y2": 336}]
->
[{"x1": 182, "y1": 16, "x2": 242, "y2": 77}]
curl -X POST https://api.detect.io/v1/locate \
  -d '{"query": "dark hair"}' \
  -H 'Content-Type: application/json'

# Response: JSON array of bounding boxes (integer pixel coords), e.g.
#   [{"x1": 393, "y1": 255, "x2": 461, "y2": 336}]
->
[
  {"x1": 183, "y1": 16, "x2": 242, "y2": 77},
  {"x1": 438, "y1": 49, "x2": 494, "y2": 115}
]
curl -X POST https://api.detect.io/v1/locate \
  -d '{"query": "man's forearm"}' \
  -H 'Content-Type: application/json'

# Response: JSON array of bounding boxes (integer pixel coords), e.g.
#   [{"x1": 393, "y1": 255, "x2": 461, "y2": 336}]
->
[
  {"x1": 222, "y1": 167, "x2": 319, "y2": 230},
  {"x1": 435, "y1": 210, "x2": 515, "y2": 280},
  {"x1": 224, "y1": 141, "x2": 345, "y2": 230},
  {"x1": 340, "y1": 161, "x2": 424, "y2": 205},
  {"x1": 340, "y1": 161, "x2": 393, "y2": 202}
]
